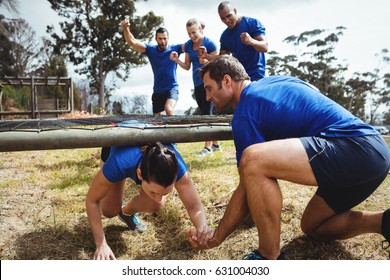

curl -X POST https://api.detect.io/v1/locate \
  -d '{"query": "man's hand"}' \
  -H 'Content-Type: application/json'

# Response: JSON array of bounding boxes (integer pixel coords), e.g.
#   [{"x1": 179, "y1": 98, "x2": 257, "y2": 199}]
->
[
  {"x1": 120, "y1": 18, "x2": 130, "y2": 30},
  {"x1": 240, "y1": 32, "x2": 254, "y2": 46},
  {"x1": 170, "y1": 51, "x2": 179, "y2": 62},
  {"x1": 197, "y1": 46, "x2": 207, "y2": 59},
  {"x1": 187, "y1": 228, "x2": 221, "y2": 250}
]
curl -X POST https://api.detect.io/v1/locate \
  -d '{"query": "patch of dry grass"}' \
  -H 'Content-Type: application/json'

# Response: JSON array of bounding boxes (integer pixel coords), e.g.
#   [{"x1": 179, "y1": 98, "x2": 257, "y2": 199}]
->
[{"x1": 0, "y1": 139, "x2": 389, "y2": 260}]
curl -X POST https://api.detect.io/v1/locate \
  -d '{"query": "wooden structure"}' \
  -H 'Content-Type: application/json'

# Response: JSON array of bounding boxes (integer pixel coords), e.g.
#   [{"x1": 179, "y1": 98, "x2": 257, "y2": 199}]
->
[{"x1": 0, "y1": 76, "x2": 74, "y2": 119}]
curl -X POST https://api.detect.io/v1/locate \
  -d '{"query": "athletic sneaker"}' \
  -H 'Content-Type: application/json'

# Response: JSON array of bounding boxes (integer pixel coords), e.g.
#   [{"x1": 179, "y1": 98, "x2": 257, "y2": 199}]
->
[
  {"x1": 197, "y1": 147, "x2": 212, "y2": 156},
  {"x1": 211, "y1": 144, "x2": 222, "y2": 152},
  {"x1": 118, "y1": 211, "x2": 147, "y2": 232},
  {"x1": 381, "y1": 208, "x2": 390, "y2": 259},
  {"x1": 242, "y1": 250, "x2": 285, "y2": 260}
]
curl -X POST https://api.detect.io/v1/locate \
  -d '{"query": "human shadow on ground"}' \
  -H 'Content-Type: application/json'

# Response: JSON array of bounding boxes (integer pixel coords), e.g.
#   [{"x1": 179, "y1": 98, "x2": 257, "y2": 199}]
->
[
  {"x1": 281, "y1": 235, "x2": 356, "y2": 260},
  {"x1": 14, "y1": 219, "x2": 127, "y2": 260},
  {"x1": 12, "y1": 216, "x2": 357, "y2": 260}
]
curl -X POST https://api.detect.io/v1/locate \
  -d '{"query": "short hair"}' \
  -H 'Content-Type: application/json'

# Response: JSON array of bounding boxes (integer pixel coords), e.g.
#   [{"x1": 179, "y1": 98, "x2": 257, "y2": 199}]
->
[
  {"x1": 199, "y1": 55, "x2": 250, "y2": 86},
  {"x1": 186, "y1": 18, "x2": 205, "y2": 30},
  {"x1": 156, "y1": 27, "x2": 169, "y2": 37},
  {"x1": 140, "y1": 142, "x2": 178, "y2": 188},
  {"x1": 218, "y1": 1, "x2": 233, "y2": 12}
]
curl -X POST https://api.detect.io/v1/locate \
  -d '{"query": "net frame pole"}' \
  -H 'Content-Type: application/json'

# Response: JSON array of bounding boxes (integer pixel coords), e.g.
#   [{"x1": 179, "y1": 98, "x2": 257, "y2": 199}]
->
[{"x1": 0, "y1": 125, "x2": 233, "y2": 152}]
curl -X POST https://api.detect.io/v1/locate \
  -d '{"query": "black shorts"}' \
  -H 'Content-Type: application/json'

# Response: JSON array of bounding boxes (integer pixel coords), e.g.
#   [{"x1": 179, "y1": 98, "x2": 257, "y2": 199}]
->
[
  {"x1": 300, "y1": 135, "x2": 390, "y2": 213},
  {"x1": 194, "y1": 84, "x2": 213, "y2": 115},
  {"x1": 152, "y1": 89, "x2": 179, "y2": 114},
  {"x1": 101, "y1": 147, "x2": 111, "y2": 162}
]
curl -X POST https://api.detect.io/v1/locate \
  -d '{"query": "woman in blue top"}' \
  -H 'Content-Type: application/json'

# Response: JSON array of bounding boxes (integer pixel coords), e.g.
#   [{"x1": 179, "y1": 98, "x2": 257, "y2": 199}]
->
[
  {"x1": 188, "y1": 56, "x2": 390, "y2": 260},
  {"x1": 171, "y1": 18, "x2": 221, "y2": 156},
  {"x1": 86, "y1": 142, "x2": 212, "y2": 260}
]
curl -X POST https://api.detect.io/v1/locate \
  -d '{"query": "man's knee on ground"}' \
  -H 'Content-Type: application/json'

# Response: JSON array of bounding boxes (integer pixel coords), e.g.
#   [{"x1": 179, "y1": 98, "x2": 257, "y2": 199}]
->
[{"x1": 300, "y1": 218, "x2": 324, "y2": 240}]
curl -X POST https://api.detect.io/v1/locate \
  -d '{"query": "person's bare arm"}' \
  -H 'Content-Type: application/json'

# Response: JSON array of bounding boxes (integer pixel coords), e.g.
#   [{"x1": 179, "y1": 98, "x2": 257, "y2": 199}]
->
[
  {"x1": 86, "y1": 169, "x2": 118, "y2": 260},
  {"x1": 170, "y1": 44, "x2": 191, "y2": 70},
  {"x1": 120, "y1": 19, "x2": 146, "y2": 53},
  {"x1": 240, "y1": 33, "x2": 268, "y2": 52},
  {"x1": 198, "y1": 46, "x2": 219, "y2": 62},
  {"x1": 188, "y1": 180, "x2": 249, "y2": 249},
  {"x1": 175, "y1": 172, "x2": 213, "y2": 243}
]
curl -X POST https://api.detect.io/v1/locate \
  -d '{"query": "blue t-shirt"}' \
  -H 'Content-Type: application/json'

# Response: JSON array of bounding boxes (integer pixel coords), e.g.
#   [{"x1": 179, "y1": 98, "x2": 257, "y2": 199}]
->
[
  {"x1": 184, "y1": 36, "x2": 217, "y2": 87},
  {"x1": 102, "y1": 143, "x2": 188, "y2": 184},
  {"x1": 220, "y1": 16, "x2": 266, "y2": 81},
  {"x1": 233, "y1": 76, "x2": 379, "y2": 165},
  {"x1": 145, "y1": 44, "x2": 182, "y2": 93}
]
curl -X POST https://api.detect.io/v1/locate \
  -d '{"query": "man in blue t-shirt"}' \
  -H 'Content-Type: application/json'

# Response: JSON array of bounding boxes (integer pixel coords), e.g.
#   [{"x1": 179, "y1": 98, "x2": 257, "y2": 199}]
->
[
  {"x1": 218, "y1": 1, "x2": 268, "y2": 81},
  {"x1": 186, "y1": 56, "x2": 390, "y2": 260},
  {"x1": 121, "y1": 19, "x2": 182, "y2": 115}
]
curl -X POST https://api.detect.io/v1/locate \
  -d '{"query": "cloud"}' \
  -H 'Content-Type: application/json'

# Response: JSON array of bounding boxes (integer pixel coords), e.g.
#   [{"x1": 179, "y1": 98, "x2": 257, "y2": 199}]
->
[{"x1": 140, "y1": 0, "x2": 319, "y2": 13}]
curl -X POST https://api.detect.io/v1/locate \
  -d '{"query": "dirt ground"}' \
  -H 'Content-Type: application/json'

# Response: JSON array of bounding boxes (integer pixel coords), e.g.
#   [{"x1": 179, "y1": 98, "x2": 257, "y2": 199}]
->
[{"x1": 1, "y1": 145, "x2": 389, "y2": 260}]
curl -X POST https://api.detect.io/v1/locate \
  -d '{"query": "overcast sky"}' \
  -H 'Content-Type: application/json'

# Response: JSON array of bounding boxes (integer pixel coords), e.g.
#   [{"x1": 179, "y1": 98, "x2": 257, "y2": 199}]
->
[{"x1": 2, "y1": 0, "x2": 390, "y2": 111}]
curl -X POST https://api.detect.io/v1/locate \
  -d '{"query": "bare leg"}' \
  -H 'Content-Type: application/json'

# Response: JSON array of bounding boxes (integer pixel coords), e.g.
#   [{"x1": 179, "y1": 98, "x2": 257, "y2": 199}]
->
[
  {"x1": 213, "y1": 182, "x2": 250, "y2": 243},
  {"x1": 239, "y1": 139, "x2": 317, "y2": 259},
  {"x1": 244, "y1": 173, "x2": 282, "y2": 259},
  {"x1": 204, "y1": 141, "x2": 212, "y2": 149},
  {"x1": 302, "y1": 195, "x2": 383, "y2": 240},
  {"x1": 165, "y1": 98, "x2": 177, "y2": 116},
  {"x1": 122, "y1": 187, "x2": 165, "y2": 215}
]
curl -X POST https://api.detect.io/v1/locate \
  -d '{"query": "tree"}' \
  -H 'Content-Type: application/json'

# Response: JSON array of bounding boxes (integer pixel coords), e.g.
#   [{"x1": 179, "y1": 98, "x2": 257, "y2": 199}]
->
[
  {"x1": 363, "y1": 49, "x2": 390, "y2": 124},
  {"x1": 0, "y1": 16, "x2": 16, "y2": 76},
  {"x1": 0, "y1": 0, "x2": 20, "y2": 36},
  {"x1": 7, "y1": 18, "x2": 40, "y2": 76},
  {"x1": 47, "y1": 0, "x2": 163, "y2": 112},
  {"x1": 130, "y1": 94, "x2": 148, "y2": 114},
  {"x1": 267, "y1": 27, "x2": 367, "y2": 116}
]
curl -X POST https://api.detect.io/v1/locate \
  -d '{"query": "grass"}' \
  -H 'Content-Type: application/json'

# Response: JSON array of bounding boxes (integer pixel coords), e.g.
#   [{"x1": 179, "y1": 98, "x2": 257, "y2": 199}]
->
[{"x1": 0, "y1": 139, "x2": 389, "y2": 260}]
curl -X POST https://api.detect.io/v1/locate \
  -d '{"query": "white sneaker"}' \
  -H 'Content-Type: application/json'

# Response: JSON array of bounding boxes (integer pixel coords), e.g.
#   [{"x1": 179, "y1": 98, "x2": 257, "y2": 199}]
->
[
  {"x1": 197, "y1": 148, "x2": 212, "y2": 156},
  {"x1": 211, "y1": 145, "x2": 222, "y2": 152}
]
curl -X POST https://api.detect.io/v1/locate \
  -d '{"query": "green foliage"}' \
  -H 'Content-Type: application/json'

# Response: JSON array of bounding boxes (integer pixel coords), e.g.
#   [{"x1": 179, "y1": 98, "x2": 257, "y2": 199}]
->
[
  {"x1": 269, "y1": 27, "x2": 349, "y2": 100},
  {"x1": 0, "y1": 16, "x2": 17, "y2": 76},
  {"x1": 47, "y1": 0, "x2": 164, "y2": 110},
  {"x1": 2, "y1": 85, "x2": 30, "y2": 110},
  {"x1": 268, "y1": 27, "x2": 390, "y2": 121},
  {"x1": 365, "y1": 49, "x2": 390, "y2": 124}
]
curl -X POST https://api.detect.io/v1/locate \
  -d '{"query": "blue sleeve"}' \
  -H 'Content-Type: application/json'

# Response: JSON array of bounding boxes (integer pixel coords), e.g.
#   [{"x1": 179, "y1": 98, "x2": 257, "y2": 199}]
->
[
  {"x1": 232, "y1": 116, "x2": 266, "y2": 166},
  {"x1": 184, "y1": 40, "x2": 192, "y2": 53},
  {"x1": 173, "y1": 44, "x2": 183, "y2": 55},
  {"x1": 205, "y1": 37, "x2": 217, "y2": 53},
  {"x1": 248, "y1": 17, "x2": 266, "y2": 37},
  {"x1": 102, "y1": 146, "x2": 141, "y2": 183},
  {"x1": 144, "y1": 43, "x2": 152, "y2": 55}
]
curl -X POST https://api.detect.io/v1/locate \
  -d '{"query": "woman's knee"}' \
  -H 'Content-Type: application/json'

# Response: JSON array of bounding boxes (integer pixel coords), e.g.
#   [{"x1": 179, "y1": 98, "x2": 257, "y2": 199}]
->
[
  {"x1": 146, "y1": 199, "x2": 165, "y2": 213},
  {"x1": 102, "y1": 208, "x2": 120, "y2": 218}
]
